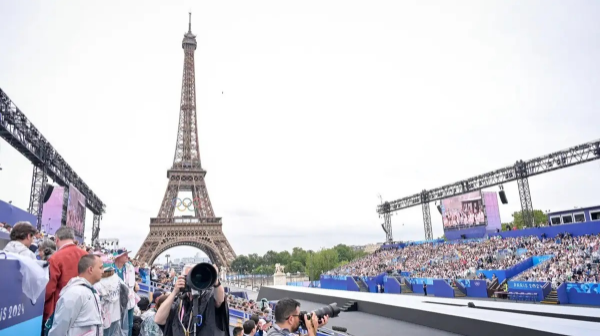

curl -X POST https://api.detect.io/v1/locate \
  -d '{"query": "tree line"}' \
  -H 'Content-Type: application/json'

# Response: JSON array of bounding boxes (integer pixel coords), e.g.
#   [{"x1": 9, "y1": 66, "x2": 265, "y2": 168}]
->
[
  {"x1": 229, "y1": 244, "x2": 367, "y2": 281},
  {"x1": 502, "y1": 209, "x2": 548, "y2": 230}
]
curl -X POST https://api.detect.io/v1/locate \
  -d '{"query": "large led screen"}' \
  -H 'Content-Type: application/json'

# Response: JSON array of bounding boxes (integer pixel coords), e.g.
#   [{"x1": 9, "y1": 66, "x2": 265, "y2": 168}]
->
[
  {"x1": 483, "y1": 191, "x2": 502, "y2": 234},
  {"x1": 41, "y1": 186, "x2": 65, "y2": 235},
  {"x1": 66, "y1": 184, "x2": 86, "y2": 242},
  {"x1": 441, "y1": 191, "x2": 485, "y2": 230}
]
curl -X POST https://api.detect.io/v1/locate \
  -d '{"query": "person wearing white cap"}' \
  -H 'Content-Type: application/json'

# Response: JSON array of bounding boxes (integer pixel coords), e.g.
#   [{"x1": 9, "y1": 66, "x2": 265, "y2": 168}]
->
[
  {"x1": 95, "y1": 254, "x2": 130, "y2": 336},
  {"x1": 112, "y1": 248, "x2": 136, "y2": 336}
]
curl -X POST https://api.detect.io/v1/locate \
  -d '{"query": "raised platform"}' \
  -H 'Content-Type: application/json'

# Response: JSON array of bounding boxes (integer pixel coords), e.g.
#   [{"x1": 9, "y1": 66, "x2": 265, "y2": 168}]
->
[{"x1": 258, "y1": 286, "x2": 600, "y2": 336}]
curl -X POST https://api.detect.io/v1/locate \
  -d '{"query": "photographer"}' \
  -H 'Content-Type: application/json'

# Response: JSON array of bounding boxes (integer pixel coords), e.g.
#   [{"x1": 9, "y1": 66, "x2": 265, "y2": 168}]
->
[
  {"x1": 267, "y1": 298, "x2": 328, "y2": 336},
  {"x1": 154, "y1": 264, "x2": 229, "y2": 336}
]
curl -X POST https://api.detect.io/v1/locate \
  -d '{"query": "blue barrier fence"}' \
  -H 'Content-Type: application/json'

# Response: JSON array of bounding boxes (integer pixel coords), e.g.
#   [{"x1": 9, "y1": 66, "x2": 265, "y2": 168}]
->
[
  {"x1": 0, "y1": 200, "x2": 38, "y2": 227},
  {"x1": 383, "y1": 275, "x2": 402, "y2": 293},
  {"x1": 565, "y1": 283, "x2": 600, "y2": 306},
  {"x1": 0, "y1": 259, "x2": 45, "y2": 336},
  {"x1": 432, "y1": 279, "x2": 454, "y2": 297},
  {"x1": 286, "y1": 281, "x2": 321, "y2": 288},
  {"x1": 456, "y1": 279, "x2": 488, "y2": 297},
  {"x1": 475, "y1": 255, "x2": 552, "y2": 283}
]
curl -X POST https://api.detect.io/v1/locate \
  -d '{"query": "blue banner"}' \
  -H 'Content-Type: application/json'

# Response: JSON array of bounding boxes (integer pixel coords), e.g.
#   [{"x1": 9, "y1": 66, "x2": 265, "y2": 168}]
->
[
  {"x1": 407, "y1": 278, "x2": 434, "y2": 285},
  {"x1": 320, "y1": 275, "x2": 347, "y2": 280},
  {"x1": 566, "y1": 283, "x2": 600, "y2": 294},
  {"x1": 565, "y1": 283, "x2": 600, "y2": 306},
  {"x1": 0, "y1": 260, "x2": 45, "y2": 336},
  {"x1": 508, "y1": 281, "x2": 546, "y2": 290}
]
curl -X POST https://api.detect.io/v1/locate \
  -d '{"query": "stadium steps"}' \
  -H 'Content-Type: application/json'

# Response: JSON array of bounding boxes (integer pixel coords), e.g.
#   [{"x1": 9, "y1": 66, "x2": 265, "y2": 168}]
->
[
  {"x1": 487, "y1": 278, "x2": 500, "y2": 297},
  {"x1": 452, "y1": 285, "x2": 466, "y2": 297},
  {"x1": 340, "y1": 300, "x2": 358, "y2": 312},
  {"x1": 541, "y1": 290, "x2": 559, "y2": 304},
  {"x1": 354, "y1": 277, "x2": 370, "y2": 292},
  {"x1": 400, "y1": 278, "x2": 413, "y2": 294}
]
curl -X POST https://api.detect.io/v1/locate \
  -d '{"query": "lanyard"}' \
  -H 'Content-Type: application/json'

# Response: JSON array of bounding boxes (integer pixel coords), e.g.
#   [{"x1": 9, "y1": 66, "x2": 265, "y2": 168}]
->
[
  {"x1": 178, "y1": 299, "x2": 193, "y2": 336},
  {"x1": 80, "y1": 283, "x2": 102, "y2": 336}
]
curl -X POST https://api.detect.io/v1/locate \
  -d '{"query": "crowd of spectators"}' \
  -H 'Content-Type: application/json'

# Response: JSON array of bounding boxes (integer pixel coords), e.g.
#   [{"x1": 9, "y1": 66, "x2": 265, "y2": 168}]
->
[
  {"x1": 326, "y1": 233, "x2": 600, "y2": 286},
  {"x1": 1, "y1": 221, "x2": 146, "y2": 336},
  {"x1": 511, "y1": 233, "x2": 600, "y2": 288},
  {"x1": 227, "y1": 295, "x2": 273, "y2": 336}
]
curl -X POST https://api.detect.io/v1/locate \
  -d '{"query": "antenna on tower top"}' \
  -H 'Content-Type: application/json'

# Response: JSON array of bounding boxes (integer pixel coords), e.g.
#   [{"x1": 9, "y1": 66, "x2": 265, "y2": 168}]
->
[{"x1": 188, "y1": 12, "x2": 192, "y2": 32}]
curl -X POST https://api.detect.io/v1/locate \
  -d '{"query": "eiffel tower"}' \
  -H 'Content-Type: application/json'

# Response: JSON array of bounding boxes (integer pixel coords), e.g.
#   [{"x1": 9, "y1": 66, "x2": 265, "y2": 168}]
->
[{"x1": 136, "y1": 13, "x2": 236, "y2": 267}]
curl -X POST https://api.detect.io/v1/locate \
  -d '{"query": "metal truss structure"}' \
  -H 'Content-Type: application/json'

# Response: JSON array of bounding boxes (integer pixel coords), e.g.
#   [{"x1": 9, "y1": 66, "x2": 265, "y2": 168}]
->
[
  {"x1": 135, "y1": 14, "x2": 236, "y2": 267},
  {"x1": 378, "y1": 139, "x2": 600, "y2": 241},
  {"x1": 0, "y1": 88, "x2": 105, "y2": 241},
  {"x1": 380, "y1": 202, "x2": 392, "y2": 243}
]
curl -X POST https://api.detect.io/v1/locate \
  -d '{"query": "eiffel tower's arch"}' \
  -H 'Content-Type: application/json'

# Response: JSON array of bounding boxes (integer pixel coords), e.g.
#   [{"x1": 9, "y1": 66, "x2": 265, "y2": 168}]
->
[{"x1": 147, "y1": 238, "x2": 223, "y2": 268}]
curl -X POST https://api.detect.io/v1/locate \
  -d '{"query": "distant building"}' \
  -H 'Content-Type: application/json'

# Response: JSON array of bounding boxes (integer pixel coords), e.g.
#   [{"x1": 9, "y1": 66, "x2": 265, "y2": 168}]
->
[
  {"x1": 547, "y1": 206, "x2": 600, "y2": 226},
  {"x1": 348, "y1": 243, "x2": 382, "y2": 254},
  {"x1": 98, "y1": 238, "x2": 119, "y2": 249}
]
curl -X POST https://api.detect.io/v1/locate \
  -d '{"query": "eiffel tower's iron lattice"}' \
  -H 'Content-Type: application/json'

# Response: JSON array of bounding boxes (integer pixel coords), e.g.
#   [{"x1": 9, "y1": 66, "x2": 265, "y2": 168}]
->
[{"x1": 136, "y1": 14, "x2": 236, "y2": 267}]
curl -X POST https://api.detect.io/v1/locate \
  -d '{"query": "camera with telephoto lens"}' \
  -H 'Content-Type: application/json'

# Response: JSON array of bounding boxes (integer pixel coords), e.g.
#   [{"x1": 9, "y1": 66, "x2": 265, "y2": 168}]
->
[
  {"x1": 180, "y1": 262, "x2": 218, "y2": 293},
  {"x1": 298, "y1": 303, "x2": 341, "y2": 330}
]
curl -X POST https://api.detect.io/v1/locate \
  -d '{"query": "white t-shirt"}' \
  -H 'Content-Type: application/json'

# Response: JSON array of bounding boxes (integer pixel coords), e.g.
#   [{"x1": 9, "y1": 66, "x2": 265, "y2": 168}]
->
[{"x1": 94, "y1": 273, "x2": 123, "y2": 328}]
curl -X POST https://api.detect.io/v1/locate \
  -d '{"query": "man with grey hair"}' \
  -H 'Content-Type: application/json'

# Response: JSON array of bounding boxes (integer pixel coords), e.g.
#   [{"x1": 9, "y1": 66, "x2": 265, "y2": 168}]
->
[{"x1": 43, "y1": 226, "x2": 89, "y2": 333}]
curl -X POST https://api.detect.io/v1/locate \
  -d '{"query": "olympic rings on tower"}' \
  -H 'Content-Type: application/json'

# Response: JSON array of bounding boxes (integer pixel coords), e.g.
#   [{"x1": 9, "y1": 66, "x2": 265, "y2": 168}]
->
[{"x1": 171, "y1": 198, "x2": 202, "y2": 211}]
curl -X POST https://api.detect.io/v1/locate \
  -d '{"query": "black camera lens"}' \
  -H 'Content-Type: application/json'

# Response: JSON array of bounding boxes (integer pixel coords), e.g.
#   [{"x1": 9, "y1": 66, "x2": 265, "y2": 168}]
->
[
  {"x1": 185, "y1": 263, "x2": 217, "y2": 291},
  {"x1": 298, "y1": 303, "x2": 340, "y2": 329}
]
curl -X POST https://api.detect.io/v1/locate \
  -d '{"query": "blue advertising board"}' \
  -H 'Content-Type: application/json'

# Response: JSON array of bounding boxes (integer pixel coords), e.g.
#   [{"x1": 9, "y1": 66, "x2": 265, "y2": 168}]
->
[
  {"x1": 0, "y1": 200, "x2": 38, "y2": 227},
  {"x1": 508, "y1": 281, "x2": 546, "y2": 290},
  {"x1": 508, "y1": 281, "x2": 548, "y2": 301},
  {"x1": 565, "y1": 283, "x2": 600, "y2": 306},
  {"x1": 0, "y1": 259, "x2": 45, "y2": 336},
  {"x1": 457, "y1": 279, "x2": 487, "y2": 297}
]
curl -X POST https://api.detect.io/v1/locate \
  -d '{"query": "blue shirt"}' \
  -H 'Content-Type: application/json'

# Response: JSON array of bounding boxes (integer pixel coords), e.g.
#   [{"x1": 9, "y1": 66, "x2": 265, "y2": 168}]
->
[{"x1": 112, "y1": 263, "x2": 126, "y2": 281}]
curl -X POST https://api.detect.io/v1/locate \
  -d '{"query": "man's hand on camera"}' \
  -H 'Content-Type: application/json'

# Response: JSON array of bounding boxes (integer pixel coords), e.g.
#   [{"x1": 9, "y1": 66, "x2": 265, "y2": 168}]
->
[
  {"x1": 173, "y1": 277, "x2": 186, "y2": 295},
  {"x1": 318, "y1": 315, "x2": 329, "y2": 328},
  {"x1": 304, "y1": 313, "x2": 328, "y2": 336}
]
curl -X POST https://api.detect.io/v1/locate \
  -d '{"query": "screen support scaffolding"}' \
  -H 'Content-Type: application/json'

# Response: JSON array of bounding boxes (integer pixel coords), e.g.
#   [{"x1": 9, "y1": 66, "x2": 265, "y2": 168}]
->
[
  {"x1": 421, "y1": 190, "x2": 433, "y2": 240},
  {"x1": 377, "y1": 138, "x2": 600, "y2": 241}
]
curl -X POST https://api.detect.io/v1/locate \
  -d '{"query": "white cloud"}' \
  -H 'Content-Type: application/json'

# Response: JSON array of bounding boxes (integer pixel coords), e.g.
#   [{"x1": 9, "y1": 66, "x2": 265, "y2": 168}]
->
[{"x1": 1, "y1": 1, "x2": 600, "y2": 261}]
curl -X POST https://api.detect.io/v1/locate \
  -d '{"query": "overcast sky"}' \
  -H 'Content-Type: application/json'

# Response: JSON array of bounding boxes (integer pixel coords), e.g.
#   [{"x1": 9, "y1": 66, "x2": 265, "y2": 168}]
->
[{"x1": 1, "y1": 1, "x2": 600, "y2": 262}]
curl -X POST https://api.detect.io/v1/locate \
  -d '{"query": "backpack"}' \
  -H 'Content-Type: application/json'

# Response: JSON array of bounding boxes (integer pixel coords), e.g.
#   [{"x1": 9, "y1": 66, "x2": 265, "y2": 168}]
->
[{"x1": 132, "y1": 315, "x2": 143, "y2": 336}]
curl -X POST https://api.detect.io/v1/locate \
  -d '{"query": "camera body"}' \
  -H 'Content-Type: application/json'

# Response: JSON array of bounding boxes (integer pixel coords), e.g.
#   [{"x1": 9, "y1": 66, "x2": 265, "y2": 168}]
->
[{"x1": 179, "y1": 262, "x2": 218, "y2": 293}]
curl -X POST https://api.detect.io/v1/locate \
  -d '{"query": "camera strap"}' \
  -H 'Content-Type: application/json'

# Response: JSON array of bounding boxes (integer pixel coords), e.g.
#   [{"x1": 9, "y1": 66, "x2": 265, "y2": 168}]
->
[
  {"x1": 179, "y1": 292, "x2": 210, "y2": 336},
  {"x1": 177, "y1": 300, "x2": 193, "y2": 336}
]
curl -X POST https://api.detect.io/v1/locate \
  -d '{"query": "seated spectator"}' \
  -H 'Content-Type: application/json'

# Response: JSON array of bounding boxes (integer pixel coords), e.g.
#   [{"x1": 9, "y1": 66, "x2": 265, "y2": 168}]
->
[
  {"x1": 139, "y1": 296, "x2": 163, "y2": 336},
  {"x1": 325, "y1": 233, "x2": 600, "y2": 288},
  {"x1": 243, "y1": 319, "x2": 256, "y2": 336}
]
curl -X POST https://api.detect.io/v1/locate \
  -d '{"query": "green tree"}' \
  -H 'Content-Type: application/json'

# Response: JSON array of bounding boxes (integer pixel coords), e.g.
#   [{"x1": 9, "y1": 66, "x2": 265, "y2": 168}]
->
[
  {"x1": 333, "y1": 244, "x2": 355, "y2": 263},
  {"x1": 291, "y1": 247, "x2": 308, "y2": 264},
  {"x1": 511, "y1": 210, "x2": 548, "y2": 229},
  {"x1": 305, "y1": 248, "x2": 339, "y2": 281},
  {"x1": 247, "y1": 253, "x2": 263, "y2": 271},
  {"x1": 287, "y1": 260, "x2": 305, "y2": 273},
  {"x1": 277, "y1": 251, "x2": 291, "y2": 265},
  {"x1": 231, "y1": 244, "x2": 370, "y2": 277},
  {"x1": 231, "y1": 255, "x2": 249, "y2": 273},
  {"x1": 253, "y1": 264, "x2": 275, "y2": 275},
  {"x1": 262, "y1": 250, "x2": 279, "y2": 266}
]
